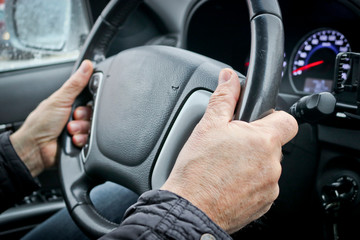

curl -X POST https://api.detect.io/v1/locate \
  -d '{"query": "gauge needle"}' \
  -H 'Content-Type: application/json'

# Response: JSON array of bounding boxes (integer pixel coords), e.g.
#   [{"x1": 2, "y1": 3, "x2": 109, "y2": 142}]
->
[{"x1": 292, "y1": 60, "x2": 324, "y2": 74}]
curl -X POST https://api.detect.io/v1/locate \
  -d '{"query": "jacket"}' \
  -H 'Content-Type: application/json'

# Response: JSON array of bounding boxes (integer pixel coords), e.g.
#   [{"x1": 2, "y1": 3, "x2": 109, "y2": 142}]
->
[
  {"x1": 100, "y1": 190, "x2": 231, "y2": 240},
  {"x1": 0, "y1": 131, "x2": 39, "y2": 213}
]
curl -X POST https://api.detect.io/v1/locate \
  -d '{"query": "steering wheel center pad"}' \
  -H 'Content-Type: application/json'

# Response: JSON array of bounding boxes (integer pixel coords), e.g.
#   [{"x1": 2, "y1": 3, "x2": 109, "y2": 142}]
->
[{"x1": 94, "y1": 46, "x2": 232, "y2": 166}]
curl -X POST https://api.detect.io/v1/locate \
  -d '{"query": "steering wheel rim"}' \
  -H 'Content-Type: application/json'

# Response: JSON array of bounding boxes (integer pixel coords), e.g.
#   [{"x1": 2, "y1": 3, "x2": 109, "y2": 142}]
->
[{"x1": 59, "y1": 0, "x2": 284, "y2": 238}]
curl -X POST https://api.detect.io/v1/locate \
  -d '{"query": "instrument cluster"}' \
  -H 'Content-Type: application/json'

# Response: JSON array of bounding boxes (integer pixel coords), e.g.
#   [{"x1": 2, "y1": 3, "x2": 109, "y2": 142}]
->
[{"x1": 288, "y1": 28, "x2": 352, "y2": 95}]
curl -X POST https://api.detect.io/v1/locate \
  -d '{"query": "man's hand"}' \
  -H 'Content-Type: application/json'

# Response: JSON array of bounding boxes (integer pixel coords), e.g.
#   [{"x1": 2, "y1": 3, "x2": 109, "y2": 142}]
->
[
  {"x1": 10, "y1": 60, "x2": 93, "y2": 177},
  {"x1": 67, "y1": 105, "x2": 92, "y2": 148},
  {"x1": 161, "y1": 68, "x2": 298, "y2": 234}
]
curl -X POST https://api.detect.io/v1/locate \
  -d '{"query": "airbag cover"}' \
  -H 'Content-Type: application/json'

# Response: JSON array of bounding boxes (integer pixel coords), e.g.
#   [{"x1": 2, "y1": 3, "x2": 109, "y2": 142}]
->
[{"x1": 96, "y1": 46, "x2": 208, "y2": 166}]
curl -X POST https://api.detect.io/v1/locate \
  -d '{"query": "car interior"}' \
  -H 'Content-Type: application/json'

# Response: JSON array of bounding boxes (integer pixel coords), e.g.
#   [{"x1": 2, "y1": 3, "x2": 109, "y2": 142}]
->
[{"x1": 0, "y1": 0, "x2": 360, "y2": 239}]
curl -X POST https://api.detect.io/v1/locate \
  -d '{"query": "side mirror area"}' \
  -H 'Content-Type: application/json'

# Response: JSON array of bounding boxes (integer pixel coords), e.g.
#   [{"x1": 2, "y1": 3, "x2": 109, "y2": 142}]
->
[{"x1": 4, "y1": 0, "x2": 89, "y2": 53}]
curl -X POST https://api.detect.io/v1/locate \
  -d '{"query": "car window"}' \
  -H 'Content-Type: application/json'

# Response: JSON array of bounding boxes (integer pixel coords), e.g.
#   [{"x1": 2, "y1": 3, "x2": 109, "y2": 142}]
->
[{"x1": 0, "y1": 0, "x2": 90, "y2": 72}]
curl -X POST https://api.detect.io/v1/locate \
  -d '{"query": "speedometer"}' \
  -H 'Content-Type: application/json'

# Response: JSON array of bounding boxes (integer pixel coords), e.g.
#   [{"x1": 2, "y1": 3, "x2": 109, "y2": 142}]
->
[{"x1": 290, "y1": 29, "x2": 351, "y2": 94}]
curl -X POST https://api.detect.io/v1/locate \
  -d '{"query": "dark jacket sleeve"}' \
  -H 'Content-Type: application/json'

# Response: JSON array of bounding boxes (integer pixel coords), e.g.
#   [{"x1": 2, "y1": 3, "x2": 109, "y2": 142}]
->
[
  {"x1": 0, "y1": 131, "x2": 39, "y2": 213},
  {"x1": 100, "y1": 190, "x2": 231, "y2": 240}
]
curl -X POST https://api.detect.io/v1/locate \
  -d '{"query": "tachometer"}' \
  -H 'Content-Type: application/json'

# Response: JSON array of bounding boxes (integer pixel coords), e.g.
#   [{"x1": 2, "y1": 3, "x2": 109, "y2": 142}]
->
[{"x1": 290, "y1": 29, "x2": 351, "y2": 94}]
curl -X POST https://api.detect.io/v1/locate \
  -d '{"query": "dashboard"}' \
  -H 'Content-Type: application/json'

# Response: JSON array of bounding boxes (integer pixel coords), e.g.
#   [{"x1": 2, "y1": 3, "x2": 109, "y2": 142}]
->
[
  {"x1": 281, "y1": 0, "x2": 359, "y2": 96},
  {"x1": 184, "y1": 0, "x2": 360, "y2": 108}
]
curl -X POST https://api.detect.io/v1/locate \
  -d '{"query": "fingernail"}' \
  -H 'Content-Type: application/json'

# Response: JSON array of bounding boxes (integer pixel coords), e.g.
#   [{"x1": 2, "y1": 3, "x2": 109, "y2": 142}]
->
[
  {"x1": 68, "y1": 122, "x2": 80, "y2": 133},
  {"x1": 75, "y1": 108, "x2": 86, "y2": 120},
  {"x1": 73, "y1": 135, "x2": 86, "y2": 147},
  {"x1": 219, "y1": 69, "x2": 232, "y2": 84},
  {"x1": 79, "y1": 60, "x2": 91, "y2": 74}
]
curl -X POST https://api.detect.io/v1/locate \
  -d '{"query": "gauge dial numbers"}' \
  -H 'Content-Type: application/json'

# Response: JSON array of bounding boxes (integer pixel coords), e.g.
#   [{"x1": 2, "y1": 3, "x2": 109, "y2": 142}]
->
[{"x1": 289, "y1": 29, "x2": 351, "y2": 94}]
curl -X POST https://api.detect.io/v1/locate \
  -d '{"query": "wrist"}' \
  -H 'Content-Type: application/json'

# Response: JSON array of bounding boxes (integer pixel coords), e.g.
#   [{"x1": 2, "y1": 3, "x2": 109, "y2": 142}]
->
[
  {"x1": 10, "y1": 127, "x2": 44, "y2": 177},
  {"x1": 161, "y1": 181, "x2": 230, "y2": 233}
]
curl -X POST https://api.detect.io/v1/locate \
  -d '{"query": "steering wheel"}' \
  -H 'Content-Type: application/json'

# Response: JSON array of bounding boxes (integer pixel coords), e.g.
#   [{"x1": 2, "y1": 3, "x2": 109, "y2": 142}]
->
[{"x1": 59, "y1": 0, "x2": 284, "y2": 238}]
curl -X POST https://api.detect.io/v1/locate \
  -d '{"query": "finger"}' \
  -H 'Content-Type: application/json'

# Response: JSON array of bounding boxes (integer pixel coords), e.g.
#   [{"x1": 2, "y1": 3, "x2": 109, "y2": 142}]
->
[
  {"x1": 73, "y1": 106, "x2": 92, "y2": 120},
  {"x1": 251, "y1": 111, "x2": 298, "y2": 146},
  {"x1": 72, "y1": 134, "x2": 89, "y2": 148},
  {"x1": 53, "y1": 60, "x2": 93, "y2": 105},
  {"x1": 203, "y1": 68, "x2": 241, "y2": 123},
  {"x1": 67, "y1": 120, "x2": 91, "y2": 135}
]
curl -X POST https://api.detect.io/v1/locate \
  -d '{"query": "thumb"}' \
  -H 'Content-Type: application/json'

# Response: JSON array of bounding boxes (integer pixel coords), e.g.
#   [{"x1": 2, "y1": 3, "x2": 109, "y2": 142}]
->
[
  {"x1": 52, "y1": 60, "x2": 93, "y2": 105},
  {"x1": 203, "y1": 68, "x2": 241, "y2": 123}
]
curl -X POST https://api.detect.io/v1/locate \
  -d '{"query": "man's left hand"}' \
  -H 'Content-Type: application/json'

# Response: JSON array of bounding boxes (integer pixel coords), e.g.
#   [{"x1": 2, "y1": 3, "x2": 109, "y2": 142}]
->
[{"x1": 10, "y1": 60, "x2": 93, "y2": 176}]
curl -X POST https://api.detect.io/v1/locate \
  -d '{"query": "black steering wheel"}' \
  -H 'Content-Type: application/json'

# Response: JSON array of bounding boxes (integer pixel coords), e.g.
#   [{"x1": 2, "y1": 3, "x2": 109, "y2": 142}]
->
[{"x1": 59, "y1": 0, "x2": 284, "y2": 238}]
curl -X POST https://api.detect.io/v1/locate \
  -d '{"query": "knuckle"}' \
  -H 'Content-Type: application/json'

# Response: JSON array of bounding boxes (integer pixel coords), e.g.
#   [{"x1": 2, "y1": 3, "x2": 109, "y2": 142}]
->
[
  {"x1": 258, "y1": 158, "x2": 282, "y2": 188},
  {"x1": 261, "y1": 183, "x2": 280, "y2": 205},
  {"x1": 265, "y1": 162, "x2": 282, "y2": 185},
  {"x1": 271, "y1": 156, "x2": 282, "y2": 179},
  {"x1": 257, "y1": 131, "x2": 277, "y2": 152},
  {"x1": 278, "y1": 110, "x2": 299, "y2": 140},
  {"x1": 280, "y1": 110, "x2": 298, "y2": 128},
  {"x1": 267, "y1": 169, "x2": 282, "y2": 202},
  {"x1": 286, "y1": 114, "x2": 299, "y2": 137},
  {"x1": 269, "y1": 184, "x2": 280, "y2": 202}
]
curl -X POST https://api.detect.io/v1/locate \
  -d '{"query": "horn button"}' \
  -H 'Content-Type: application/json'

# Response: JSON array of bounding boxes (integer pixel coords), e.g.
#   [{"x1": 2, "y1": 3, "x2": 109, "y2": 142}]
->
[{"x1": 93, "y1": 46, "x2": 229, "y2": 166}]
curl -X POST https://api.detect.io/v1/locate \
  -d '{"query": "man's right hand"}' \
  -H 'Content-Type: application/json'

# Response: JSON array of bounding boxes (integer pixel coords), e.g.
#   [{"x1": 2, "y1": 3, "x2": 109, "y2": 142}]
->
[{"x1": 161, "y1": 68, "x2": 298, "y2": 234}]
